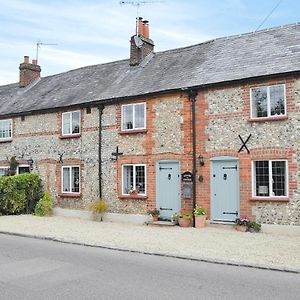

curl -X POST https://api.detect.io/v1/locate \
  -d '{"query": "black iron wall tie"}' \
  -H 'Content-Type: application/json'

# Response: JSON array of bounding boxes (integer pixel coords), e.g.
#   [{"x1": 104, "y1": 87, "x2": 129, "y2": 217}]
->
[
  {"x1": 111, "y1": 146, "x2": 123, "y2": 161},
  {"x1": 238, "y1": 134, "x2": 251, "y2": 154}
]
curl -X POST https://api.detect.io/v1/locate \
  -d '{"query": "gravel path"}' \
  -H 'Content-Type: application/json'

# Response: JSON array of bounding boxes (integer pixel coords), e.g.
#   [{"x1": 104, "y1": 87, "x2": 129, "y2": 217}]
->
[{"x1": 0, "y1": 215, "x2": 299, "y2": 272}]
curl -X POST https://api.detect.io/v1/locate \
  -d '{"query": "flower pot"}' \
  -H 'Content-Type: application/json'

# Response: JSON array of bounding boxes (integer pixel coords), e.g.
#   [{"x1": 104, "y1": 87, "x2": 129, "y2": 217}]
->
[
  {"x1": 179, "y1": 218, "x2": 192, "y2": 227},
  {"x1": 236, "y1": 225, "x2": 248, "y2": 232},
  {"x1": 195, "y1": 215, "x2": 206, "y2": 228},
  {"x1": 152, "y1": 215, "x2": 159, "y2": 222}
]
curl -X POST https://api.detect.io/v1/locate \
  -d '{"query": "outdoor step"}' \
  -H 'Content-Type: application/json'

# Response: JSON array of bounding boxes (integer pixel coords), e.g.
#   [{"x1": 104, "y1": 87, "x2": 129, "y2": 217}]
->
[{"x1": 147, "y1": 221, "x2": 176, "y2": 227}]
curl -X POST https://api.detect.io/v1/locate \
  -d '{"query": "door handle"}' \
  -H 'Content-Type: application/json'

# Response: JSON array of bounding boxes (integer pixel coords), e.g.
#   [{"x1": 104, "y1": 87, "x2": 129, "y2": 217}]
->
[{"x1": 160, "y1": 207, "x2": 173, "y2": 211}]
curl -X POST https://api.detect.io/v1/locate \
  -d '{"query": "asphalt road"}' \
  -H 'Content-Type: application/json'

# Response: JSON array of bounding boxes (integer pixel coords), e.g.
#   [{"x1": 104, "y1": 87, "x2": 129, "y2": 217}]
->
[{"x1": 0, "y1": 234, "x2": 299, "y2": 300}]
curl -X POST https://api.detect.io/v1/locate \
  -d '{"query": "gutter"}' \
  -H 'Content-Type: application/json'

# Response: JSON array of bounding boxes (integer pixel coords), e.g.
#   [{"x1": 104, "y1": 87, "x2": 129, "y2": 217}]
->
[{"x1": 98, "y1": 105, "x2": 104, "y2": 198}]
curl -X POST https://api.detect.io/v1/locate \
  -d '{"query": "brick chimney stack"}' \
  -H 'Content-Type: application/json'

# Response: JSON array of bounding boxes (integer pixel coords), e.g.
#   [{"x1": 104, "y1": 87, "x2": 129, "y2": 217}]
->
[
  {"x1": 19, "y1": 56, "x2": 41, "y2": 88},
  {"x1": 130, "y1": 17, "x2": 154, "y2": 66}
]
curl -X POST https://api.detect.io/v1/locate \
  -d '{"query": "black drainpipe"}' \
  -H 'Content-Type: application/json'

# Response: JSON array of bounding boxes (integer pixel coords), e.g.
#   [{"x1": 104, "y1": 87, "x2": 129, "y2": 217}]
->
[
  {"x1": 98, "y1": 105, "x2": 104, "y2": 198},
  {"x1": 187, "y1": 89, "x2": 198, "y2": 227}
]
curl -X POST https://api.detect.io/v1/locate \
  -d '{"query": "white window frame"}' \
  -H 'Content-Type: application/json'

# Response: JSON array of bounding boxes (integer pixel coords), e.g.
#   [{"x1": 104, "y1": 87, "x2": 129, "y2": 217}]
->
[
  {"x1": 0, "y1": 119, "x2": 13, "y2": 141},
  {"x1": 121, "y1": 103, "x2": 146, "y2": 131},
  {"x1": 61, "y1": 166, "x2": 81, "y2": 194},
  {"x1": 250, "y1": 84, "x2": 286, "y2": 119},
  {"x1": 62, "y1": 111, "x2": 81, "y2": 136},
  {"x1": 17, "y1": 164, "x2": 30, "y2": 174},
  {"x1": 252, "y1": 160, "x2": 288, "y2": 198},
  {"x1": 121, "y1": 164, "x2": 146, "y2": 195},
  {"x1": 0, "y1": 167, "x2": 9, "y2": 178}
]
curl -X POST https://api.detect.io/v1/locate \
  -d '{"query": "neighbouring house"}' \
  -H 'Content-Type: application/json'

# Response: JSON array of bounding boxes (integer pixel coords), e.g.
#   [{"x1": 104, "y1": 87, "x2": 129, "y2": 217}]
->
[{"x1": 0, "y1": 19, "x2": 299, "y2": 225}]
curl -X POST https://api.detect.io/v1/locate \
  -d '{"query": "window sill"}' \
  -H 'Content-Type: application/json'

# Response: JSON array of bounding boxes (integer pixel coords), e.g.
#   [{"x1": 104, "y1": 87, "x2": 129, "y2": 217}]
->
[
  {"x1": 119, "y1": 194, "x2": 148, "y2": 200},
  {"x1": 0, "y1": 138, "x2": 12, "y2": 143},
  {"x1": 59, "y1": 193, "x2": 81, "y2": 198},
  {"x1": 249, "y1": 197, "x2": 289, "y2": 202},
  {"x1": 119, "y1": 129, "x2": 147, "y2": 135},
  {"x1": 59, "y1": 134, "x2": 81, "y2": 139},
  {"x1": 248, "y1": 116, "x2": 288, "y2": 123}
]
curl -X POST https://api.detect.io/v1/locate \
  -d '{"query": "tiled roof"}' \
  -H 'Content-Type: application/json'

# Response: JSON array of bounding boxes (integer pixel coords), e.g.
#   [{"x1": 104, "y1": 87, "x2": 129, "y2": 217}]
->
[{"x1": 1, "y1": 23, "x2": 300, "y2": 116}]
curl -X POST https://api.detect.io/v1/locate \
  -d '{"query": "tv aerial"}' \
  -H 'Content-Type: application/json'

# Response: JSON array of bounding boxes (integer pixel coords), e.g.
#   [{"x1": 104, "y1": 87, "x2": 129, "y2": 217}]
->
[
  {"x1": 119, "y1": 1, "x2": 165, "y2": 35},
  {"x1": 36, "y1": 41, "x2": 58, "y2": 63}
]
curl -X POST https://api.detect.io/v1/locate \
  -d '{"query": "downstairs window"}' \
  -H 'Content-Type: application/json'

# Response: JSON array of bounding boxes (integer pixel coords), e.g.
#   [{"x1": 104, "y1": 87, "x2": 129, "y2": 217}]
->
[{"x1": 253, "y1": 160, "x2": 288, "y2": 198}]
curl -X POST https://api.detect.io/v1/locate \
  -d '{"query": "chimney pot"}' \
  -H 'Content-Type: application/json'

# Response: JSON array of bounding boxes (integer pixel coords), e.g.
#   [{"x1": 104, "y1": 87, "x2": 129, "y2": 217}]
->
[
  {"x1": 142, "y1": 20, "x2": 149, "y2": 38},
  {"x1": 137, "y1": 17, "x2": 144, "y2": 36},
  {"x1": 24, "y1": 56, "x2": 29, "y2": 63},
  {"x1": 32, "y1": 59, "x2": 37, "y2": 65}
]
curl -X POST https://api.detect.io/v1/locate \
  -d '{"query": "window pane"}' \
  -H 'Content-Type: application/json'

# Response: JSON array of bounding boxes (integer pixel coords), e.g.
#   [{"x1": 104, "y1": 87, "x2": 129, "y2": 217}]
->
[
  {"x1": 63, "y1": 113, "x2": 71, "y2": 134},
  {"x1": 135, "y1": 104, "x2": 145, "y2": 129},
  {"x1": 272, "y1": 161, "x2": 286, "y2": 196},
  {"x1": 0, "y1": 168, "x2": 7, "y2": 178},
  {"x1": 135, "y1": 166, "x2": 145, "y2": 194},
  {"x1": 252, "y1": 87, "x2": 267, "y2": 118},
  {"x1": 122, "y1": 105, "x2": 133, "y2": 130},
  {"x1": 0, "y1": 120, "x2": 12, "y2": 139},
  {"x1": 72, "y1": 112, "x2": 80, "y2": 134},
  {"x1": 71, "y1": 167, "x2": 80, "y2": 193},
  {"x1": 18, "y1": 166, "x2": 30, "y2": 174},
  {"x1": 63, "y1": 168, "x2": 70, "y2": 192},
  {"x1": 255, "y1": 161, "x2": 269, "y2": 196},
  {"x1": 123, "y1": 165, "x2": 133, "y2": 194},
  {"x1": 270, "y1": 85, "x2": 285, "y2": 116}
]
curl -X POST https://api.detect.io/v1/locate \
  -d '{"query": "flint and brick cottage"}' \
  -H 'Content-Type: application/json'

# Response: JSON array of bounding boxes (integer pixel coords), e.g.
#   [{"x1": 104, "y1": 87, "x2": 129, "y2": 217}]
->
[{"x1": 0, "y1": 20, "x2": 300, "y2": 225}]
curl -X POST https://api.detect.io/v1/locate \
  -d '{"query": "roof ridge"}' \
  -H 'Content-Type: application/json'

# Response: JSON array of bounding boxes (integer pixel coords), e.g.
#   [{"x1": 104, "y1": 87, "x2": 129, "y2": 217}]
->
[{"x1": 155, "y1": 22, "x2": 300, "y2": 56}]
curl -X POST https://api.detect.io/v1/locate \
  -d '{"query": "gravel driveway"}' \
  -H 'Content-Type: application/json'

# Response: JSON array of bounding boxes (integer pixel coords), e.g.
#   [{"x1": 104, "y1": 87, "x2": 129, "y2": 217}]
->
[{"x1": 0, "y1": 215, "x2": 299, "y2": 272}]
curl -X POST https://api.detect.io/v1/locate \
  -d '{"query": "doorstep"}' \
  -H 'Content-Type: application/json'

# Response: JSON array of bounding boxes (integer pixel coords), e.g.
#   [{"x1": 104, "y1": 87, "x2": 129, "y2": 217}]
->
[{"x1": 147, "y1": 221, "x2": 176, "y2": 227}]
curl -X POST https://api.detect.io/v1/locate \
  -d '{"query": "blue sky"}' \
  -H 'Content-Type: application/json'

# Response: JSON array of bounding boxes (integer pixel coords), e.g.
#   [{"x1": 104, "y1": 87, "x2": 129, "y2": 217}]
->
[{"x1": 0, "y1": 0, "x2": 299, "y2": 85}]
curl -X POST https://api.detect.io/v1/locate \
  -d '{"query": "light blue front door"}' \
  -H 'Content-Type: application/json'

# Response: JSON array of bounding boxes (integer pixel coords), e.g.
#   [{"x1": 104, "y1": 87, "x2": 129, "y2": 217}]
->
[
  {"x1": 156, "y1": 160, "x2": 181, "y2": 219},
  {"x1": 210, "y1": 157, "x2": 240, "y2": 223}
]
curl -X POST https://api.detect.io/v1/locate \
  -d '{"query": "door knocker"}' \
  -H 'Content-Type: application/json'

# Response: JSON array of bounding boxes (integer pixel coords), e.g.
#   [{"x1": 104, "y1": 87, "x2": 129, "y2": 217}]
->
[
  {"x1": 168, "y1": 174, "x2": 171, "y2": 180},
  {"x1": 223, "y1": 174, "x2": 227, "y2": 180}
]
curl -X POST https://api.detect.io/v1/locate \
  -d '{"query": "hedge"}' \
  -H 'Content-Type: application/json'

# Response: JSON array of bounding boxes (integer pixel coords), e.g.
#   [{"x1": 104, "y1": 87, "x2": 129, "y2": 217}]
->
[{"x1": 0, "y1": 173, "x2": 44, "y2": 215}]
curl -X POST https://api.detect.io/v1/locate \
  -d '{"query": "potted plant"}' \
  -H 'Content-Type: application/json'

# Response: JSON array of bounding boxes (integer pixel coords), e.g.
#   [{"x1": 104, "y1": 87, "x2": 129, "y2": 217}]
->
[
  {"x1": 148, "y1": 208, "x2": 160, "y2": 222},
  {"x1": 179, "y1": 210, "x2": 193, "y2": 227},
  {"x1": 88, "y1": 199, "x2": 107, "y2": 221},
  {"x1": 248, "y1": 221, "x2": 262, "y2": 233},
  {"x1": 171, "y1": 212, "x2": 179, "y2": 225},
  {"x1": 194, "y1": 206, "x2": 206, "y2": 228},
  {"x1": 235, "y1": 217, "x2": 249, "y2": 232}
]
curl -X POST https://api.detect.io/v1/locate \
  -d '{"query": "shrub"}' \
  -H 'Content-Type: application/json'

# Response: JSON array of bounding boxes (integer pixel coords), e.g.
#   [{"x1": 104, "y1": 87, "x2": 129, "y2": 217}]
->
[
  {"x1": 35, "y1": 191, "x2": 53, "y2": 217},
  {"x1": 88, "y1": 199, "x2": 107, "y2": 221},
  {"x1": 0, "y1": 173, "x2": 43, "y2": 215}
]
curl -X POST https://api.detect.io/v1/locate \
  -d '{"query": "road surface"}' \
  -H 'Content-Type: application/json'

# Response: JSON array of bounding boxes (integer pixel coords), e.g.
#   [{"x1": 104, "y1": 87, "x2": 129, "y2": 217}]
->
[{"x1": 0, "y1": 234, "x2": 299, "y2": 299}]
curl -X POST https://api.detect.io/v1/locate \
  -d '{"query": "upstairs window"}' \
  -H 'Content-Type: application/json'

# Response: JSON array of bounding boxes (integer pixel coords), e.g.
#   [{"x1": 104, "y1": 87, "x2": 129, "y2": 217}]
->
[
  {"x1": 121, "y1": 103, "x2": 146, "y2": 131},
  {"x1": 62, "y1": 166, "x2": 80, "y2": 194},
  {"x1": 251, "y1": 84, "x2": 286, "y2": 118},
  {"x1": 62, "y1": 111, "x2": 80, "y2": 136},
  {"x1": 122, "y1": 164, "x2": 146, "y2": 195},
  {"x1": 252, "y1": 160, "x2": 288, "y2": 198},
  {"x1": 0, "y1": 119, "x2": 12, "y2": 141}
]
